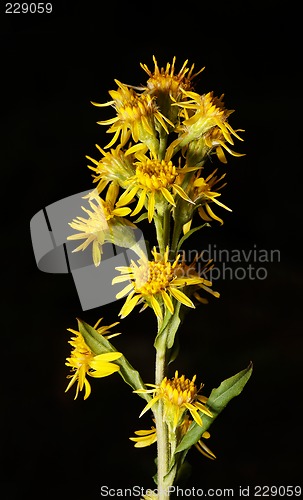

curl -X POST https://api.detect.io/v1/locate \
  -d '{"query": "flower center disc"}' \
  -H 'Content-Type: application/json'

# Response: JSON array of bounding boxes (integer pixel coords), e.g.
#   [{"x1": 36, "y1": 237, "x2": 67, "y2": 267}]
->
[
  {"x1": 133, "y1": 260, "x2": 173, "y2": 295},
  {"x1": 136, "y1": 159, "x2": 177, "y2": 190}
]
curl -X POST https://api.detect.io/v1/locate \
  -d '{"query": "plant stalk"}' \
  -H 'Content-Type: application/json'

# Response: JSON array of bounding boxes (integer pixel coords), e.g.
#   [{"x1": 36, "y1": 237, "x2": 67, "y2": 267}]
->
[{"x1": 154, "y1": 338, "x2": 170, "y2": 500}]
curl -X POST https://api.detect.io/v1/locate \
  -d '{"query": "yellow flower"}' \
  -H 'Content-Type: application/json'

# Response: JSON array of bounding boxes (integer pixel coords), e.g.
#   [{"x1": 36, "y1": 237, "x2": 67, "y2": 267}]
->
[
  {"x1": 135, "y1": 371, "x2": 213, "y2": 431},
  {"x1": 140, "y1": 55, "x2": 204, "y2": 124},
  {"x1": 204, "y1": 126, "x2": 245, "y2": 164},
  {"x1": 86, "y1": 144, "x2": 136, "y2": 194},
  {"x1": 194, "y1": 169, "x2": 231, "y2": 225},
  {"x1": 92, "y1": 79, "x2": 173, "y2": 156},
  {"x1": 112, "y1": 247, "x2": 214, "y2": 320},
  {"x1": 67, "y1": 184, "x2": 132, "y2": 267},
  {"x1": 168, "y1": 90, "x2": 244, "y2": 158},
  {"x1": 115, "y1": 152, "x2": 193, "y2": 222},
  {"x1": 183, "y1": 168, "x2": 231, "y2": 226},
  {"x1": 65, "y1": 323, "x2": 122, "y2": 400}
]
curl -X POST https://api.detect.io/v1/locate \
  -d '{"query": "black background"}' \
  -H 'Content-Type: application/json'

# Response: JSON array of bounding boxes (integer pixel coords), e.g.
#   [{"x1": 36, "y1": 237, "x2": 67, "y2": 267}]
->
[{"x1": 2, "y1": 1, "x2": 302, "y2": 498}]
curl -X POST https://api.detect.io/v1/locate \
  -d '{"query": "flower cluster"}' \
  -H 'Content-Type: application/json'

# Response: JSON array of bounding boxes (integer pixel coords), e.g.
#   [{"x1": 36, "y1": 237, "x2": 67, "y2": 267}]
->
[
  {"x1": 67, "y1": 56, "x2": 243, "y2": 321},
  {"x1": 63, "y1": 56, "x2": 247, "y2": 498}
]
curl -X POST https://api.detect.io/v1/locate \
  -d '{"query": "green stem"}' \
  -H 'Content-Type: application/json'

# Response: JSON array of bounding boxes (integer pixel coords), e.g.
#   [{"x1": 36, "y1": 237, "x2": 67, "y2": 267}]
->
[
  {"x1": 171, "y1": 215, "x2": 183, "y2": 257},
  {"x1": 163, "y1": 207, "x2": 171, "y2": 251},
  {"x1": 153, "y1": 306, "x2": 181, "y2": 499},
  {"x1": 158, "y1": 128, "x2": 168, "y2": 161},
  {"x1": 154, "y1": 334, "x2": 169, "y2": 500},
  {"x1": 154, "y1": 215, "x2": 165, "y2": 254},
  {"x1": 171, "y1": 170, "x2": 196, "y2": 257}
]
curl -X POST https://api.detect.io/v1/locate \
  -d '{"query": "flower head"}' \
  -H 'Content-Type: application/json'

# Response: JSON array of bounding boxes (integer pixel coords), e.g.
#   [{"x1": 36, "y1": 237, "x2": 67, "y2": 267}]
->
[
  {"x1": 86, "y1": 144, "x2": 136, "y2": 194},
  {"x1": 168, "y1": 90, "x2": 244, "y2": 159},
  {"x1": 65, "y1": 323, "x2": 122, "y2": 400},
  {"x1": 92, "y1": 80, "x2": 173, "y2": 156},
  {"x1": 140, "y1": 55, "x2": 204, "y2": 124},
  {"x1": 112, "y1": 247, "x2": 214, "y2": 319},
  {"x1": 67, "y1": 186, "x2": 133, "y2": 266},
  {"x1": 182, "y1": 168, "x2": 231, "y2": 226},
  {"x1": 204, "y1": 126, "x2": 245, "y2": 164},
  {"x1": 136, "y1": 371, "x2": 213, "y2": 431},
  {"x1": 115, "y1": 152, "x2": 193, "y2": 222}
]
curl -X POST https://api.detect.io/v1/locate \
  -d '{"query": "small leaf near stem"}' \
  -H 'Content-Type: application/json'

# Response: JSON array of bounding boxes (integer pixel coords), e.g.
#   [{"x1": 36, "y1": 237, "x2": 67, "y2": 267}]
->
[
  {"x1": 77, "y1": 319, "x2": 151, "y2": 402},
  {"x1": 175, "y1": 362, "x2": 253, "y2": 454}
]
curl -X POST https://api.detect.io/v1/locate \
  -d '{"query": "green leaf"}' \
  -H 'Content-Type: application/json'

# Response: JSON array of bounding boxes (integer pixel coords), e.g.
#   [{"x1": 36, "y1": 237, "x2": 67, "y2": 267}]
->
[
  {"x1": 133, "y1": 212, "x2": 148, "y2": 223},
  {"x1": 77, "y1": 319, "x2": 150, "y2": 402},
  {"x1": 175, "y1": 362, "x2": 253, "y2": 453},
  {"x1": 154, "y1": 301, "x2": 182, "y2": 351},
  {"x1": 177, "y1": 223, "x2": 210, "y2": 252}
]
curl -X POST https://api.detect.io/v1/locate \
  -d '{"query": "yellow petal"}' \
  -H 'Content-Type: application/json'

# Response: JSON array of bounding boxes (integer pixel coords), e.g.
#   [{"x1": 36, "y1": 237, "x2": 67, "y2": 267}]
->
[
  {"x1": 169, "y1": 288, "x2": 195, "y2": 308},
  {"x1": 187, "y1": 406, "x2": 203, "y2": 427},
  {"x1": 113, "y1": 207, "x2": 132, "y2": 217},
  {"x1": 160, "y1": 187, "x2": 176, "y2": 206},
  {"x1": 83, "y1": 378, "x2": 91, "y2": 400},
  {"x1": 194, "y1": 402, "x2": 213, "y2": 417},
  {"x1": 147, "y1": 193, "x2": 155, "y2": 222},
  {"x1": 198, "y1": 206, "x2": 212, "y2": 222},
  {"x1": 173, "y1": 184, "x2": 195, "y2": 204},
  {"x1": 131, "y1": 189, "x2": 147, "y2": 216},
  {"x1": 119, "y1": 294, "x2": 141, "y2": 318},
  {"x1": 212, "y1": 197, "x2": 232, "y2": 212},
  {"x1": 112, "y1": 274, "x2": 133, "y2": 285},
  {"x1": 116, "y1": 283, "x2": 134, "y2": 300},
  {"x1": 216, "y1": 145, "x2": 228, "y2": 164},
  {"x1": 132, "y1": 429, "x2": 156, "y2": 436},
  {"x1": 195, "y1": 439, "x2": 216, "y2": 460},
  {"x1": 89, "y1": 364, "x2": 120, "y2": 377},
  {"x1": 139, "y1": 395, "x2": 160, "y2": 417},
  {"x1": 125, "y1": 143, "x2": 148, "y2": 156},
  {"x1": 183, "y1": 220, "x2": 192, "y2": 234},
  {"x1": 161, "y1": 290, "x2": 174, "y2": 314},
  {"x1": 92, "y1": 240, "x2": 101, "y2": 267},
  {"x1": 116, "y1": 186, "x2": 138, "y2": 207},
  {"x1": 205, "y1": 203, "x2": 223, "y2": 224},
  {"x1": 150, "y1": 295, "x2": 163, "y2": 319},
  {"x1": 93, "y1": 352, "x2": 122, "y2": 362}
]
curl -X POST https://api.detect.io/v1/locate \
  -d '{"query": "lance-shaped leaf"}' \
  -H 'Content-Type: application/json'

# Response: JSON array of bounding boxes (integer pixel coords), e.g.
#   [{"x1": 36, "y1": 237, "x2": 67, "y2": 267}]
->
[
  {"x1": 175, "y1": 362, "x2": 253, "y2": 454},
  {"x1": 177, "y1": 223, "x2": 210, "y2": 252},
  {"x1": 154, "y1": 300, "x2": 182, "y2": 351},
  {"x1": 77, "y1": 319, "x2": 150, "y2": 402}
]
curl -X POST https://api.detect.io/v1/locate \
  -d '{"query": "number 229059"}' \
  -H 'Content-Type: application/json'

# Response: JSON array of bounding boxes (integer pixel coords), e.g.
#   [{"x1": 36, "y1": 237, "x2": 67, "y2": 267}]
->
[{"x1": 5, "y1": 3, "x2": 53, "y2": 14}]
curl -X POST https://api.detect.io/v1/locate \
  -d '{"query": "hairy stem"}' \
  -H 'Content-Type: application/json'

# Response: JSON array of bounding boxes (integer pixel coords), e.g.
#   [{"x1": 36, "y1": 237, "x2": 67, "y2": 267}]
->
[{"x1": 154, "y1": 336, "x2": 170, "y2": 499}]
